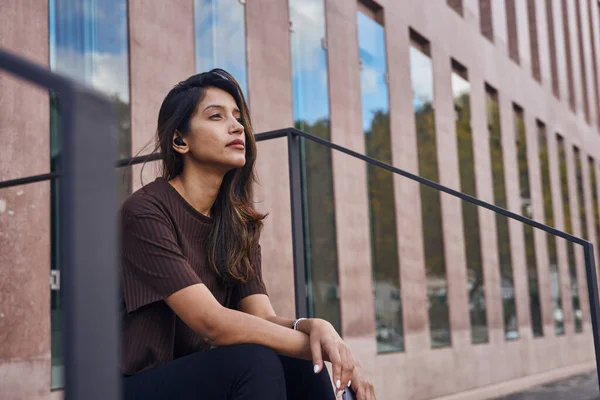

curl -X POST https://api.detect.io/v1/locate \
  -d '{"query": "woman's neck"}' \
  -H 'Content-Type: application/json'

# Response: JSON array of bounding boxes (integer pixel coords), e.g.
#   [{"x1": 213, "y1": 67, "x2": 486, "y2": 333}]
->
[{"x1": 169, "y1": 167, "x2": 224, "y2": 217}]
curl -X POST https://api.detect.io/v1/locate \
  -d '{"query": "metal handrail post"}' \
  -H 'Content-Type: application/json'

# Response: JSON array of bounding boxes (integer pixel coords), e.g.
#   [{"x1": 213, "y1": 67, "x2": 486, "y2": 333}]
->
[
  {"x1": 584, "y1": 242, "x2": 600, "y2": 387},
  {"x1": 287, "y1": 130, "x2": 308, "y2": 319}
]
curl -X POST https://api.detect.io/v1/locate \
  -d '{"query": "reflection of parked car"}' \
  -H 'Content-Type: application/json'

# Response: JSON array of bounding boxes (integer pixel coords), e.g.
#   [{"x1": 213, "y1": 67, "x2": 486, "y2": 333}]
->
[
  {"x1": 376, "y1": 324, "x2": 392, "y2": 341},
  {"x1": 506, "y1": 330, "x2": 519, "y2": 340},
  {"x1": 375, "y1": 320, "x2": 405, "y2": 352},
  {"x1": 553, "y1": 308, "x2": 564, "y2": 322}
]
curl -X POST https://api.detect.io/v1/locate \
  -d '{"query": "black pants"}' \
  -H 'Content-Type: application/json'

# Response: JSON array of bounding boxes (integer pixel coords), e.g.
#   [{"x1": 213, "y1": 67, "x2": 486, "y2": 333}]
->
[{"x1": 123, "y1": 343, "x2": 336, "y2": 399}]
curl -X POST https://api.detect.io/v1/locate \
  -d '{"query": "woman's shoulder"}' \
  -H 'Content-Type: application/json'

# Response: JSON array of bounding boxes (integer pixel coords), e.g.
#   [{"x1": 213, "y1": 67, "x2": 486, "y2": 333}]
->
[{"x1": 120, "y1": 178, "x2": 171, "y2": 221}]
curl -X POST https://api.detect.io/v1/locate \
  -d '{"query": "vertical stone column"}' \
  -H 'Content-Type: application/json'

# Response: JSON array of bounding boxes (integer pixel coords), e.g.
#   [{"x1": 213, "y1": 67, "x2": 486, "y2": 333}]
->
[
  {"x1": 128, "y1": 0, "x2": 195, "y2": 191},
  {"x1": 325, "y1": 0, "x2": 378, "y2": 383},
  {"x1": 246, "y1": 0, "x2": 296, "y2": 317},
  {"x1": 0, "y1": 1, "x2": 51, "y2": 398}
]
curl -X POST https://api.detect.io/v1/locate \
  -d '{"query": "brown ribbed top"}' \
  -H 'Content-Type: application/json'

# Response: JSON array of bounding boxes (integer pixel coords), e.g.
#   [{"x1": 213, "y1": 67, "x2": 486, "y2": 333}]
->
[{"x1": 119, "y1": 177, "x2": 267, "y2": 375}]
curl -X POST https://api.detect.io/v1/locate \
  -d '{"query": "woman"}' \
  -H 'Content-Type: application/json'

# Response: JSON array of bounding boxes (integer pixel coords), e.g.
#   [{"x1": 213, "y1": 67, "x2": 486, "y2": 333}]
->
[{"x1": 120, "y1": 69, "x2": 375, "y2": 399}]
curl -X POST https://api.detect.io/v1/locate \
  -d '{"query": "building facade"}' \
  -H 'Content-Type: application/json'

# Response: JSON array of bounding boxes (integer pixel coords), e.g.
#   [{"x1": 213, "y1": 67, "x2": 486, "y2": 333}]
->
[{"x1": 2, "y1": 0, "x2": 600, "y2": 399}]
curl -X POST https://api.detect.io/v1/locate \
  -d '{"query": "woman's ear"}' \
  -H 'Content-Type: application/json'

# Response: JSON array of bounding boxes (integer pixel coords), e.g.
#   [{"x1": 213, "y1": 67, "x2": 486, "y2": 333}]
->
[{"x1": 172, "y1": 132, "x2": 189, "y2": 154}]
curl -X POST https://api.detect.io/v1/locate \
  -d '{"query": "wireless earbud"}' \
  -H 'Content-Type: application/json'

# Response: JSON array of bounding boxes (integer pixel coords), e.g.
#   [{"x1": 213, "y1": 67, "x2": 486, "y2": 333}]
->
[{"x1": 174, "y1": 137, "x2": 186, "y2": 146}]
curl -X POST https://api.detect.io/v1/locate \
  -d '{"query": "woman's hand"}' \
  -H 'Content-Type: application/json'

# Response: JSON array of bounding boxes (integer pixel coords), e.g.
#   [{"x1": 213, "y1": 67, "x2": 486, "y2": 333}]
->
[
  {"x1": 298, "y1": 318, "x2": 355, "y2": 394},
  {"x1": 349, "y1": 366, "x2": 376, "y2": 400}
]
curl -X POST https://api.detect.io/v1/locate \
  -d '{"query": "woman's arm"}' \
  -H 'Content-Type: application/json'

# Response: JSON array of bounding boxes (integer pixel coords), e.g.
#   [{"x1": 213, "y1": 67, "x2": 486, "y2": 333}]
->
[
  {"x1": 235, "y1": 293, "x2": 309, "y2": 332},
  {"x1": 239, "y1": 295, "x2": 375, "y2": 399},
  {"x1": 166, "y1": 284, "x2": 355, "y2": 395},
  {"x1": 237, "y1": 294, "x2": 355, "y2": 395},
  {"x1": 165, "y1": 283, "x2": 312, "y2": 360}
]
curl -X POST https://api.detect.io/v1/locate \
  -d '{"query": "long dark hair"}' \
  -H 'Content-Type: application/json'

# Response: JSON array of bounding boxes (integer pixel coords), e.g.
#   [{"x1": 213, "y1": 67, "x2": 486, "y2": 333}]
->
[{"x1": 145, "y1": 69, "x2": 265, "y2": 283}]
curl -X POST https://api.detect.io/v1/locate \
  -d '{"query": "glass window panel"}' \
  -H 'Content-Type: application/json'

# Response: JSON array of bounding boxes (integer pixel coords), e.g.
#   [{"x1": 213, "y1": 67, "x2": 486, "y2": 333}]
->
[
  {"x1": 486, "y1": 86, "x2": 519, "y2": 340},
  {"x1": 49, "y1": 0, "x2": 131, "y2": 388},
  {"x1": 358, "y1": 10, "x2": 404, "y2": 353},
  {"x1": 411, "y1": 35, "x2": 451, "y2": 348},
  {"x1": 514, "y1": 106, "x2": 543, "y2": 337},
  {"x1": 194, "y1": 0, "x2": 248, "y2": 95},
  {"x1": 589, "y1": 157, "x2": 600, "y2": 277},
  {"x1": 574, "y1": 148, "x2": 588, "y2": 240},
  {"x1": 289, "y1": 0, "x2": 341, "y2": 334},
  {"x1": 537, "y1": 122, "x2": 564, "y2": 335},
  {"x1": 452, "y1": 65, "x2": 488, "y2": 344},
  {"x1": 557, "y1": 136, "x2": 582, "y2": 332},
  {"x1": 49, "y1": 0, "x2": 132, "y2": 176}
]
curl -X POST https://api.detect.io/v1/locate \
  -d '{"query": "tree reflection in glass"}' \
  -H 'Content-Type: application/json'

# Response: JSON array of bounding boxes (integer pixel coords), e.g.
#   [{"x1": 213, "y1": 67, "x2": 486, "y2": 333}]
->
[
  {"x1": 537, "y1": 123, "x2": 564, "y2": 335},
  {"x1": 574, "y1": 148, "x2": 588, "y2": 241},
  {"x1": 289, "y1": 0, "x2": 342, "y2": 334},
  {"x1": 557, "y1": 136, "x2": 582, "y2": 333},
  {"x1": 452, "y1": 63, "x2": 488, "y2": 344},
  {"x1": 573, "y1": 146, "x2": 587, "y2": 332},
  {"x1": 411, "y1": 32, "x2": 451, "y2": 348},
  {"x1": 358, "y1": 10, "x2": 404, "y2": 353},
  {"x1": 486, "y1": 86, "x2": 519, "y2": 340},
  {"x1": 514, "y1": 106, "x2": 542, "y2": 337},
  {"x1": 588, "y1": 157, "x2": 600, "y2": 280}
]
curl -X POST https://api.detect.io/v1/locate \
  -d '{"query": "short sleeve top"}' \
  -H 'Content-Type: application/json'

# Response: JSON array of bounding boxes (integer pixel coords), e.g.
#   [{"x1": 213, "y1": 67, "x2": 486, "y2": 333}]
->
[{"x1": 119, "y1": 178, "x2": 267, "y2": 375}]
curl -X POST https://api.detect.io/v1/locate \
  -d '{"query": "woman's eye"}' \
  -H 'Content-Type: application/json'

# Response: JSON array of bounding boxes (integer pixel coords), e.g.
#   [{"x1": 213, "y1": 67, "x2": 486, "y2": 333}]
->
[
  {"x1": 236, "y1": 118, "x2": 243, "y2": 123},
  {"x1": 209, "y1": 114, "x2": 221, "y2": 119}
]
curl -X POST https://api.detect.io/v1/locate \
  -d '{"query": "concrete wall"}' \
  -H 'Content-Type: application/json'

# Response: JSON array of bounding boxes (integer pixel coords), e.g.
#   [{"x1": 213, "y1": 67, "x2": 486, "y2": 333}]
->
[{"x1": 0, "y1": 2, "x2": 52, "y2": 400}]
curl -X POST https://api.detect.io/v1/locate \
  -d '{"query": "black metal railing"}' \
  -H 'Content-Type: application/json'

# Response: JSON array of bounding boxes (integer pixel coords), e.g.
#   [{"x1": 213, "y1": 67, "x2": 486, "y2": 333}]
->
[{"x1": 2, "y1": 47, "x2": 599, "y2": 398}]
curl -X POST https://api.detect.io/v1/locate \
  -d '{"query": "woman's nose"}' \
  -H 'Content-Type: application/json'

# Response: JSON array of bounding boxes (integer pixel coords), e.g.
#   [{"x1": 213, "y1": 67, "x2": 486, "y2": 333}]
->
[{"x1": 231, "y1": 119, "x2": 244, "y2": 134}]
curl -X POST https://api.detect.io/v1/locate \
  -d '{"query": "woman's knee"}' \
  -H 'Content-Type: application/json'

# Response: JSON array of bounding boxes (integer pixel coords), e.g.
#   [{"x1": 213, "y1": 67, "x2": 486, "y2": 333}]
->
[
  {"x1": 223, "y1": 344, "x2": 286, "y2": 399},
  {"x1": 221, "y1": 344, "x2": 284, "y2": 380},
  {"x1": 278, "y1": 356, "x2": 336, "y2": 400}
]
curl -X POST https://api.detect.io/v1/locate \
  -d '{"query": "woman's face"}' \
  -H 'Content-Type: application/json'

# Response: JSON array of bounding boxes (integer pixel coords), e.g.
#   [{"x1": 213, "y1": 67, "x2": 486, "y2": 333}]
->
[{"x1": 176, "y1": 87, "x2": 247, "y2": 172}]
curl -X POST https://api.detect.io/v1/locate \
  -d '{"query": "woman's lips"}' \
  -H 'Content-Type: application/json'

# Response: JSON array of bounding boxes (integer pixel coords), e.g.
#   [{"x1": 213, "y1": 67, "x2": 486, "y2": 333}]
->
[{"x1": 227, "y1": 139, "x2": 245, "y2": 149}]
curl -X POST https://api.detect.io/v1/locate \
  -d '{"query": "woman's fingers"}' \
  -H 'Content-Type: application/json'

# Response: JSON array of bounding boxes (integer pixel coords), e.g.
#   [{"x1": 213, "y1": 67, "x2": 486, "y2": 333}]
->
[
  {"x1": 309, "y1": 336, "x2": 323, "y2": 374},
  {"x1": 340, "y1": 344, "x2": 354, "y2": 390},
  {"x1": 324, "y1": 343, "x2": 343, "y2": 390},
  {"x1": 355, "y1": 380, "x2": 376, "y2": 400}
]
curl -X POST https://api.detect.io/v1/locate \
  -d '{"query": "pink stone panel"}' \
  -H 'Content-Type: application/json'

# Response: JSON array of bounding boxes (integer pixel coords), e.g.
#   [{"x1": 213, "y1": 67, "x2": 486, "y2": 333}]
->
[
  {"x1": 384, "y1": 1, "x2": 430, "y2": 348},
  {"x1": 431, "y1": 43, "x2": 471, "y2": 344},
  {"x1": 0, "y1": 1, "x2": 51, "y2": 398},
  {"x1": 128, "y1": 0, "x2": 195, "y2": 191},
  {"x1": 325, "y1": 0, "x2": 375, "y2": 338},
  {"x1": 246, "y1": 0, "x2": 295, "y2": 318},
  {"x1": 0, "y1": 359, "x2": 55, "y2": 400}
]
